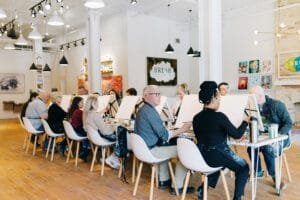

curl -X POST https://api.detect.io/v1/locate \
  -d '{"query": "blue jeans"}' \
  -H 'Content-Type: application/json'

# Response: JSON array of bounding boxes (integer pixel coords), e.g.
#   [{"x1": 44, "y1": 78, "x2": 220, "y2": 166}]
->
[{"x1": 247, "y1": 137, "x2": 289, "y2": 178}]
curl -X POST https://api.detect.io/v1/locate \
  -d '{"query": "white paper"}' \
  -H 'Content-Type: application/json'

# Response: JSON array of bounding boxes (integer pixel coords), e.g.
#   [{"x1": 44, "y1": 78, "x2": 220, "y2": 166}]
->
[
  {"x1": 97, "y1": 95, "x2": 111, "y2": 112},
  {"x1": 175, "y1": 94, "x2": 203, "y2": 128},
  {"x1": 61, "y1": 95, "x2": 73, "y2": 112},
  {"x1": 247, "y1": 94, "x2": 264, "y2": 131},
  {"x1": 115, "y1": 96, "x2": 139, "y2": 120},
  {"x1": 218, "y1": 94, "x2": 249, "y2": 127}
]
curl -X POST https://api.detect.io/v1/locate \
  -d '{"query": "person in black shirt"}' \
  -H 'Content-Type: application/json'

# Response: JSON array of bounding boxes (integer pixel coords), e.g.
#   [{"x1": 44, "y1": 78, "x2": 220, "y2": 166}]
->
[
  {"x1": 48, "y1": 92, "x2": 66, "y2": 133},
  {"x1": 193, "y1": 81, "x2": 249, "y2": 200}
]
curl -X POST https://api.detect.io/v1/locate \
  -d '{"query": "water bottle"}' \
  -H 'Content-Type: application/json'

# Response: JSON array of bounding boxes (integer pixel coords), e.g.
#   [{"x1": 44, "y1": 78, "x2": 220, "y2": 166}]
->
[{"x1": 249, "y1": 116, "x2": 258, "y2": 143}]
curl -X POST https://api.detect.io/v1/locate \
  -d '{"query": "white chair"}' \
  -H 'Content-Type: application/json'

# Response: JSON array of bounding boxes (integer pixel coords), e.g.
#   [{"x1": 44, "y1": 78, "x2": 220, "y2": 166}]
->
[
  {"x1": 41, "y1": 119, "x2": 65, "y2": 161},
  {"x1": 177, "y1": 138, "x2": 230, "y2": 200},
  {"x1": 63, "y1": 120, "x2": 88, "y2": 167},
  {"x1": 86, "y1": 126, "x2": 116, "y2": 176},
  {"x1": 22, "y1": 117, "x2": 44, "y2": 156},
  {"x1": 18, "y1": 115, "x2": 29, "y2": 150},
  {"x1": 130, "y1": 133, "x2": 179, "y2": 200}
]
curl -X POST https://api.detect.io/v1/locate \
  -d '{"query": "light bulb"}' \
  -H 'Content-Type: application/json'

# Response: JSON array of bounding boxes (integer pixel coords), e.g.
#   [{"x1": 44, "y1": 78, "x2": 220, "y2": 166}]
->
[
  {"x1": 276, "y1": 33, "x2": 282, "y2": 38},
  {"x1": 254, "y1": 30, "x2": 258, "y2": 35},
  {"x1": 254, "y1": 40, "x2": 258, "y2": 46},
  {"x1": 280, "y1": 23, "x2": 285, "y2": 28}
]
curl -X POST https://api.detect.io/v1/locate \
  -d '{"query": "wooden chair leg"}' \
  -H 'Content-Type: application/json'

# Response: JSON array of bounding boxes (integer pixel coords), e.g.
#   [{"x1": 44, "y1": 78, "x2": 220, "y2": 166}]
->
[
  {"x1": 33, "y1": 134, "x2": 38, "y2": 156},
  {"x1": 25, "y1": 134, "x2": 31, "y2": 153},
  {"x1": 283, "y1": 153, "x2": 292, "y2": 182},
  {"x1": 150, "y1": 165, "x2": 156, "y2": 200},
  {"x1": 133, "y1": 162, "x2": 143, "y2": 196},
  {"x1": 101, "y1": 147, "x2": 106, "y2": 176},
  {"x1": 65, "y1": 138, "x2": 74, "y2": 158},
  {"x1": 66, "y1": 140, "x2": 73, "y2": 163},
  {"x1": 118, "y1": 158, "x2": 122, "y2": 178},
  {"x1": 220, "y1": 170, "x2": 230, "y2": 200},
  {"x1": 181, "y1": 170, "x2": 191, "y2": 200},
  {"x1": 203, "y1": 175, "x2": 208, "y2": 200},
  {"x1": 50, "y1": 138, "x2": 57, "y2": 161},
  {"x1": 75, "y1": 141, "x2": 80, "y2": 167},
  {"x1": 155, "y1": 165, "x2": 159, "y2": 188},
  {"x1": 23, "y1": 133, "x2": 28, "y2": 149},
  {"x1": 132, "y1": 155, "x2": 136, "y2": 183},
  {"x1": 46, "y1": 137, "x2": 51, "y2": 158},
  {"x1": 168, "y1": 161, "x2": 179, "y2": 196},
  {"x1": 90, "y1": 146, "x2": 98, "y2": 172}
]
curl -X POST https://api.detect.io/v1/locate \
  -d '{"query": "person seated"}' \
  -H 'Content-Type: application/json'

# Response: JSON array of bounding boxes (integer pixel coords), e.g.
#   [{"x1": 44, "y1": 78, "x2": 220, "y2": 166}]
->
[
  {"x1": 83, "y1": 95, "x2": 120, "y2": 169},
  {"x1": 20, "y1": 91, "x2": 38, "y2": 122},
  {"x1": 172, "y1": 83, "x2": 189, "y2": 120},
  {"x1": 126, "y1": 88, "x2": 137, "y2": 96},
  {"x1": 247, "y1": 86, "x2": 292, "y2": 189},
  {"x1": 25, "y1": 90, "x2": 50, "y2": 145},
  {"x1": 193, "y1": 81, "x2": 249, "y2": 200},
  {"x1": 66, "y1": 96, "x2": 90, "y2": 160},
  {"x1": 218, "y1": 82, "x2": 230, "y2": 96},
  {"x1": 45, "y1": 92, "x2": 67, "y2": 155},
  {"x1": 134, "y1": 85, "x2": 194, "y2": 195},
  {"x1": 106, "y1": 89, "x2": 121, "y2": 118}
]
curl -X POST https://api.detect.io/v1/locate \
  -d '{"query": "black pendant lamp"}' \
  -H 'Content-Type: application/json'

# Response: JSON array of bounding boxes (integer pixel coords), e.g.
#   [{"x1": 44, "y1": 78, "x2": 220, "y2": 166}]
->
[
  {"x1": 29, "y1": 63, "x2": 38, "y2": 71},
  {"x1": 59, "y1": 55, "x2": 68, "y2": 66},
  {"x1": 187, "y1": 9, "x2": 194, "y2": 56},
  {"x1": 43, "y1": 63, "x2": 51, "y2": 71},
  {"x1": 165, "y1": 4, "x2": 174, "y2": 54}
]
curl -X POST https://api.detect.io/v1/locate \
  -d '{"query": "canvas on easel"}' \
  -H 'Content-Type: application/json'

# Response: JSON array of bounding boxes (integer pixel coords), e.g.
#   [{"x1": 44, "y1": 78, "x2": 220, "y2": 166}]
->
[
  {"x1": 61, "y1": 95, "x2": 73, "y2": 112},
  {"x1": 247, "y1": 94, "x2": 264, "y2": 131},
  {"x1": 115, "y1": 96, "x2": 139, "y2": 120},
  {"x1": 174, "y1": 94, "x2": 203, "y2": 128},
  {"x1": 97, "y1": 95, "x2": 111, "y2": 113},
  {"x1": 155, "y1": 96, "x2": 174, "y2": 122}
]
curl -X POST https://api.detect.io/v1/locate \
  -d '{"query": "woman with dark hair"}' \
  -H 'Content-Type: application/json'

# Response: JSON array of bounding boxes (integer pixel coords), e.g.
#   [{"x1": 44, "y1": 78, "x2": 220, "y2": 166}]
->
[
  {"x1": 126, "y1": 88, "x2": 137, "y2": 96},
  {"x1": 67, "y1": 96, "x2": 90, "y2": 161},
  {"x1": 193, "y1": 81, "x2": 249, "y2": 200},
  {"x1": 107, "y1": 89, "x2": 121, "y2": 118},
  {"x1": 20, "y1": 91, "x2": 38, "y2": 121}
]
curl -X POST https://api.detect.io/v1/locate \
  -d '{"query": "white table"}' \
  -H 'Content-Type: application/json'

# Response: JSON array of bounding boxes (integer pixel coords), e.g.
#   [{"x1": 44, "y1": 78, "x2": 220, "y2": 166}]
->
[{"x1": 228, "y1": 134, "x2": 288, "y2": 200}]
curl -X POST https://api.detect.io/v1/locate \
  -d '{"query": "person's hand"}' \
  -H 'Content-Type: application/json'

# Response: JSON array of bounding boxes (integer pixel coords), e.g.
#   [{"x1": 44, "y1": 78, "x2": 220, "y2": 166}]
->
[
  {"x1": 181, "y1": 121, "x2": 192, "y2": 132},
  {"x1": 243, "y1": 115, "x2": 250, "y2": 123}
]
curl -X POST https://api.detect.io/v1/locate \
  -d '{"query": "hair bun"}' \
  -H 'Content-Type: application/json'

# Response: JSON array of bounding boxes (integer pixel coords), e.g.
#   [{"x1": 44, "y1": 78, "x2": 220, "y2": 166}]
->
[{"x1": 200, "y1": 81, "x2": 217, "y2": 90}]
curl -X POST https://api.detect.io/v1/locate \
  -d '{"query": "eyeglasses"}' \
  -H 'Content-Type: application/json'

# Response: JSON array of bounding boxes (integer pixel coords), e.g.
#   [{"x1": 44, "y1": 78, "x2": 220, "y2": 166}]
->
[{"x1": 147, "y1": 92, "x2": 161, "y2": 96}]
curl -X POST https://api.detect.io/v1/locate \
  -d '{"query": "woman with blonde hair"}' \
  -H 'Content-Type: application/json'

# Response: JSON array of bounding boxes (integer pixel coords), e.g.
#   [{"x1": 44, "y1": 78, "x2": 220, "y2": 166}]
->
[
  {"x1": 172, "y1": 83, "x2": 190, "y2": 120},
  {"x1": 83, "y1": 95, "x2": 120, "y2": 169}
]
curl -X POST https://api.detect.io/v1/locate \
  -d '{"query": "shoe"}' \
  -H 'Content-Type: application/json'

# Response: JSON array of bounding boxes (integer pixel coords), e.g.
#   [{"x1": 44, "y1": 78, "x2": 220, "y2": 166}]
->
[
  {"x1": 105, "y1": 155, "x2": 120, "y2": 169},
  {"x1": 79, "y1": 150, "x2": 88, "y2": 162},
  {"x1": 272, "y1": 177, "x2": 287, "y2": 190},
  {"x1": 196, "y1": 185, "x2": 204, "y2": 197},
  {"x1": 57, "y1": 143, "x2": 65, "y2": 157},
  {"x1": 256, "y1": 170, "x2": 264, "y2": 178},
  {"x1": 158, "y1": 180, "x2": 171, "y2": 189},
  {"x1": 170, "y1": 186, "x2": 195, "y2": 195}
]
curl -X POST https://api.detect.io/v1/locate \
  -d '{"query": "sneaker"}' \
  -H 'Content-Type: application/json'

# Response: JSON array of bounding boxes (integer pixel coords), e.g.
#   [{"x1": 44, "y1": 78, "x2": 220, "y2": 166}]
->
[
  {"x1": 57, "y1": 143, "x2": 65, "y2": 157},
  {"x1": 105, "y1": 155, "x2": 120, "y2": 169},
  {"x1": 256, "y1": 170, "x2": 264, "y2": 178},
  {"x1": 272, "y1": 177, "x2": 287, "y2": 190}
]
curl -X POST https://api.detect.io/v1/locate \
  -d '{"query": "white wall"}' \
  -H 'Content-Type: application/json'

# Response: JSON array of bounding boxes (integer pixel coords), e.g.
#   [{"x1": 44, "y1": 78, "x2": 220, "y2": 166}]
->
[
  {"x1": 127, "y1": 13, "x2": 191, "y2": 97},
  {"x1": 222, "y1": 4, "x2": 275, "y2": 91}
]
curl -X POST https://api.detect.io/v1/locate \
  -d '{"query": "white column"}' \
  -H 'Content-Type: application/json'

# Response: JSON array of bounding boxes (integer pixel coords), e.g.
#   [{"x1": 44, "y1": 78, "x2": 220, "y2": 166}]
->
[
  {"x1": 198, "y1": 0, "x2": 222, "y2": 83},
  {"x1": 32, "y1": 39, "x2": 43, "y2": 91},
  {"x1": 87, "y1": 9, "x2": 101, "y2": 94}
]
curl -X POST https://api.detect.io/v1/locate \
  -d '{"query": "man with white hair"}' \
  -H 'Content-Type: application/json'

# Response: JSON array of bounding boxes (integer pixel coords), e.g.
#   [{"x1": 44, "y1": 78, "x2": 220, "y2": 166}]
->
[
  {"x1": 248, "y1": 85, "x2": 292, "y2": 189},
  {"x1": 134, "y1": 85, "x2": 194, "y2": 195}
]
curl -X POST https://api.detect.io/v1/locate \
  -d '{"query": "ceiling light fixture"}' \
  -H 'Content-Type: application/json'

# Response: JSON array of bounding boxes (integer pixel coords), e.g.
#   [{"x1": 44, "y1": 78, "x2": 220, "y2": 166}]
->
[
  {"x1": 57, "y1": 0, "x2": 63, "y2": 3},
  {"x1": 43, "y1": 63, "x2": 51, "y2": 71},
  {"x1": 47, "y1": 11, "x2": 64, "y2": 26},
  {"x1": 84, "y1": 0, "x2": 105, "y2": 9},
  {"x1": 165, "y1": 4, "x2": 174, "y2": 54},
  {"x1": 0, "y1": 8, "x2": 7, "y2": 19},
  {"x1": 60, "y1": 37, "x2": 86, "y2": 50},
  {"x1": 45, "y1": 0, "x2": 51, "y2": 10},
  {"x1": 29, "y1": 63, "x2": 38, "y2": 71},
  {"x1": 28, "y1": 27, "x2": 43, "y2": 40},
  {"x1": 4, "y1": 43, "x2": 15, "y2": 50},
  {"x1": 0, "y1": 19, "x2": 17, "y2": 39},
  {"x1": 15, "y1": 32, "x2": 28, "y2": 45},
  {"x1": 59, "y1": 55, "x2": 68, "y2": 66},
  {"x1": 130, "y1": 0, "x2": 137, "y2": 5}
]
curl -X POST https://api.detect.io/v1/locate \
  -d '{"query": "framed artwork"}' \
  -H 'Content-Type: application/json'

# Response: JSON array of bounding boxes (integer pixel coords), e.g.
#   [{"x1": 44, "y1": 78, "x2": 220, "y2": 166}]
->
[
  {"x1": 0, "y1": 73, "x2": 25, "y2": 93},
  {"x1": 147, "y1": 57, "x2": 177, "y2": 86},
  {"x1": 101, "y1": 60, "x2": 113, "y2": 74},
  {"x1": 249, "y1": 60, "x2": 260, "y2": 73},
  {"x1": 248, "y1": 75, "x2": 260, "y2": 89},
  {"x1": 102, "y1": 75, "x2": 123, "y2": 97},
  {"x1": 238, "y1": 76, "x2": 248, "y2": 90},
  {"x1": 278, "y1": 50, "x2": 300, "y2": 78},
  {"x1": 261, "y1": 75, "x2": 272, "y2": 89},
  {"x1": 261, "y1": 60, "x2": 272, "y2": 73},
  {"x1": 239, "y1": 61, "x2": 248, "y2": 73}
]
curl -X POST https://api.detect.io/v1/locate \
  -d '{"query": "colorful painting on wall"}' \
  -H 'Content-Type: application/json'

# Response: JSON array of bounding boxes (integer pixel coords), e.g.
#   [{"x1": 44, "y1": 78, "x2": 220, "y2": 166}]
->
[
  {"x1": 147, "y1": 57, "x2": 177, "y2": 86},
  {"x1": 238, "y1": 77, "x2": 248, "y2": 90},
  {"x1": 239, "y1": 61, "x2": 248, "y2": 73},
  {"x1": 249, "y1": 60, "x2": 260, "y2": 73},
  {"x1": 248, "y1": 75, "x2": 260, "y2": 89},
  {"x1": 261, "y1": 60, "x2": 272, "y2": 73},
  {"x1": 261, "y1": 75, "x2": 272, "y2": 89},
  {"x1": 278, "y1": 51, "x2": 300, "y2": 78},
  {"x1": 102, "y1": 75, "x2": 123, "y2": 97},
  {"x1": 0, "y1": 73, "x2": 25, "y2": 93}
]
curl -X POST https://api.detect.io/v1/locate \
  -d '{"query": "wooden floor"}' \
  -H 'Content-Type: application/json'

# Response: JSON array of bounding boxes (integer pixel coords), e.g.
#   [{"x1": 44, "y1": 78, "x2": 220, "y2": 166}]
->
[{"x1": 1, "y1": 118, "x2": 300, "y2": 200}]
